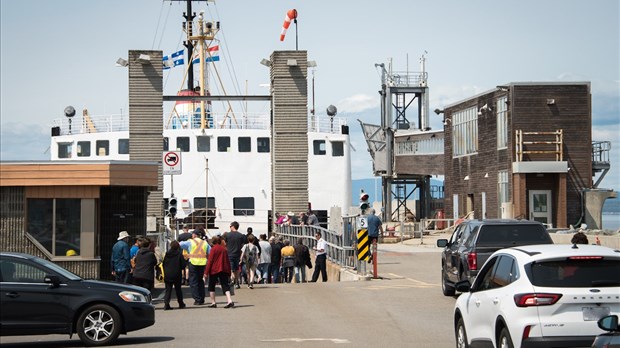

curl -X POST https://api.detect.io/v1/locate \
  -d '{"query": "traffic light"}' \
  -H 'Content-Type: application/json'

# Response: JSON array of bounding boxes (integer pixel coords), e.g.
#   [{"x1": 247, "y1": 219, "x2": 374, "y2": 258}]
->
[
  {"x1": 168, "y1": 196, "x2": 178, "y2": 217},
  {"x1": 359, "y1": 190, "x2": 369, "y2": 213}
]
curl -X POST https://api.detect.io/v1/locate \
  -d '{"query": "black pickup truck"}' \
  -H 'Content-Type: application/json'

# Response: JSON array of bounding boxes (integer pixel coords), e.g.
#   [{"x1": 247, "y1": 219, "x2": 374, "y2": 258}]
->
[{"x1": 436, "y1": 219, "x2": 553, "y2": 296}]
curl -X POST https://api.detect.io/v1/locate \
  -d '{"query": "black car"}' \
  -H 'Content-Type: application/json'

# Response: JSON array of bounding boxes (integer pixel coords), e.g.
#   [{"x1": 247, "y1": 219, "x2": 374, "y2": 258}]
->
[
  {"x1": 0, "y1": 252, "x2": 155, "y2": 346},
  {"x1": 436, "y1": 219, "x2": 553, "y2": 296}
]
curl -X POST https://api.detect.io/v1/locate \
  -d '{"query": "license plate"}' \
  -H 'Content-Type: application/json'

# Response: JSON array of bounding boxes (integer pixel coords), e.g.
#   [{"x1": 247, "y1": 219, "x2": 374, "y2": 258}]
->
[{"x1": 582, "y1": 307, "x2": 610, "y2": 321}]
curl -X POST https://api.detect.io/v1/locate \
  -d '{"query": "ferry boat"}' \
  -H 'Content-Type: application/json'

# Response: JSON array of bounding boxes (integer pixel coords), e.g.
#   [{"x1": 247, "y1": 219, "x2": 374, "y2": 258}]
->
[{"x1": 48, "y1": 1, "x2": 351, "y2": 234}]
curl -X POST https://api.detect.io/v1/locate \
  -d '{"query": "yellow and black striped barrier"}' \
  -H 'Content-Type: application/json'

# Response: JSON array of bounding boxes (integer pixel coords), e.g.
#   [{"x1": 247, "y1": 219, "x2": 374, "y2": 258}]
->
[{"x1": 357, "y1": 228, "x2": 370, "y2": 261}]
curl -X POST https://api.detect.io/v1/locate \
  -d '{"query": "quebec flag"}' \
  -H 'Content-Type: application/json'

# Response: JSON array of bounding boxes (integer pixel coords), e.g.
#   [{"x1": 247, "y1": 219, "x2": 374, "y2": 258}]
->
[
  {"x1": 192, "y1": 45, "x2": 220, "y2": 64},
  {"x1": 163, "y1": 49, "x2": 184, "y2": 70}
]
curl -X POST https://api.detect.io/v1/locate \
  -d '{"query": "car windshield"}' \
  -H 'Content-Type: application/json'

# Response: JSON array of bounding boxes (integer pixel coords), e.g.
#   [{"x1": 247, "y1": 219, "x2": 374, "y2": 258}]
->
[
  {"x1": 32, "y1": 256, "x2": 82, "y2": 281},
  {"x1": 476, "y1": 225, "x2": 550, "y2": 246},
  {"x1": 529, "y1": 259, "x2": 620, "y2": 288}
]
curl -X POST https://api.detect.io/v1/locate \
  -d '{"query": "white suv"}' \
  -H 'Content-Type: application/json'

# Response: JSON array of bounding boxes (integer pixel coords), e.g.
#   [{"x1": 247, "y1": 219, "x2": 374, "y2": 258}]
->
[{"x1": 453, "y1": 244, "x2": 620, "y2": 348}]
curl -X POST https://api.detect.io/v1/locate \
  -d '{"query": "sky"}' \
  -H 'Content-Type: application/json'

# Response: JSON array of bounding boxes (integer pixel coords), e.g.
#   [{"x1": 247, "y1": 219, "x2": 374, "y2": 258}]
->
[{"x1": 1, "y1": 0, "x2": 619, "y2": 193}]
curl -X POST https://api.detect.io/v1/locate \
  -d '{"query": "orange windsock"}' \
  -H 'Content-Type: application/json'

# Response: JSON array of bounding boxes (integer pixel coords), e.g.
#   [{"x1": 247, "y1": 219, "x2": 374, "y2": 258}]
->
[{"x1": 280, "y1": 9, "x2": 297, "y2": 41}]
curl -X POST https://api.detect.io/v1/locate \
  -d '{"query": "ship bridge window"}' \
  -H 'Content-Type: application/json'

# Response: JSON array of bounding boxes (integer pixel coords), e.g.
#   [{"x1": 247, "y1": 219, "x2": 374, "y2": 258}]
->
[
  {"x1": 257, "y1": 137, "x2": 270, "y2": 153},
  {"x1": 233, "y1": 197, "x2": 255, "y2": 216},
  {"x1": 218, "y1": 137, "x2": 230, "y2": 152},
  {"x1": 313, "y1": 140, "x2": 326, "y2": 155},
  {"x1": 96, "y1": 140, "x2": 109, "y2": 156},
  {"x1": 197, "y1": 136, "x2": 211, "y2": 152},
  {"x1": 238, "y1": 137, "x2": 251, "y2": 152},
  {"x1": 177, "y1": 137, "x2": 190, "y2": 152},
  {"x1": 58, "y1": 142, "x2": 73, "y2": 158},
  {"x1": 164, "y1": 137, "x2": 169, "y2": 151},
  {"x1": 77, "y1": 141, "x2": 90, "y2": 157},
  {"x1": 332, "y1": 141, "x2": 344, "y2": 157},
  {"x1": 194, "y1": 197, "x2": 216, "y2": 209},
  {"x1": 118, "y1": 139, "x2": 129, "y2": 154}
]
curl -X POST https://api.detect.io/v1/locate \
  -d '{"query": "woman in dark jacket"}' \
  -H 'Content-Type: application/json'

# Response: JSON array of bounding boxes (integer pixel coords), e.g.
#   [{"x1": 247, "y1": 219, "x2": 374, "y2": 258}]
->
[
  {"x1": 204, "y1": 236, "x2": 234, "y2": 308},
  {"x1": 162, "y1": 240, "x2": 186, "y2": 310},
  {"x1": 132, "y1": 239, "x2": 158, "y2": 291},
  {"x1": 294, "y1": 239, "x2": 312, "y2": 283}
]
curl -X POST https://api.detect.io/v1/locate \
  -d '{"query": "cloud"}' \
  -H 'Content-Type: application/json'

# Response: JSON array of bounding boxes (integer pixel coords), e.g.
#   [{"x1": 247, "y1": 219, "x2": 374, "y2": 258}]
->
[
  {"x1": 0, "y1": 122, "x2": 50, "y2": 161},
  {"x1": 335, "y1": 94, "x2": 379, "y2": 114}
]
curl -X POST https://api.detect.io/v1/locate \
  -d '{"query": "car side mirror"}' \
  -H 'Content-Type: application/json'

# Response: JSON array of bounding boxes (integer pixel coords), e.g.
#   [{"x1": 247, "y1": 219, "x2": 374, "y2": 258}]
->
[
  {"x1": 598, "y1": 315, "x2": 619, "y2": 332},
  {"x1": 45, "y1": 275, "x2": 61, "y2": 288},
  {"x1": 437, "y1": 239, "x2": 448, "y2": 248},
  {"x1": 455, "y1": 279, "x2": 471, "y2": 293}
]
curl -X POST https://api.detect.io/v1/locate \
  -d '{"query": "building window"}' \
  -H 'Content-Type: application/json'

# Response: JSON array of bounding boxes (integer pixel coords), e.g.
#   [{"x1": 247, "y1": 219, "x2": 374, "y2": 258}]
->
[
  {"x1": 313, "y1": 140, "x2": 326, "y2": 155},
  {"x1": 197, "y1": 136, "x2": 211, "y2": 152},
  {"x1": 452, "y1": 107, "x2": 478, "y2": 157},
  {"x1": 498, "y1": 170, "x2": 510, "y2": 206},
  {"x1": 26, "y1": 198, "x2": 81, "y2": 257},
  {"x1": 332, "y1": 141, "x2": 344, "y2": 157},
  {"x1": 58, "y1": 143, "x2": 72, "y2": 158},
  {"x1": 96, "y1": 140, "x2": 109, "y2": 156},
  {"x1": 257, "y1": 137, "x2": 270, "y2": 153},
  {"x1": 164, "y1": 137, "x2": 169, "y2": 151},
  {"x1": 233, "y1": 197, "x2": 255, "y2": 216},
  {"x1": 177, "y1": 137, "x2": 190, "y2": 152},
  {"x1": 218, "y1": 137, "x2": 230, "y2": 152},
  {"x1": 118, "y1": 139, "x2": 129, "y2": 154},
  {"x1": 497, "y1": 96, "x2": 508, "y2": 149},
  {"x1": 238, "y1": 137, "x2": 251, "y2": 152},
  {"x1": 77, "y1": 141, "x2": 90, "y2": 157}
]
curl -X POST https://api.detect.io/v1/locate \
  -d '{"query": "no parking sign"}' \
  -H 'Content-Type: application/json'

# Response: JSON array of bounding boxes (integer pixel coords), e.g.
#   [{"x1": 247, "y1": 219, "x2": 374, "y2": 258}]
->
[{"x1": 163, "y1": 151, "x2": 182, "y2": 175}]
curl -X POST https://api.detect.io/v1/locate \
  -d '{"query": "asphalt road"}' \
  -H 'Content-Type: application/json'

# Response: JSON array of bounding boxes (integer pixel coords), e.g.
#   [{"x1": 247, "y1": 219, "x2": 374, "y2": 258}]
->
[{"x1": 0, "y1": 241, "x2": 457, "y2": 348}]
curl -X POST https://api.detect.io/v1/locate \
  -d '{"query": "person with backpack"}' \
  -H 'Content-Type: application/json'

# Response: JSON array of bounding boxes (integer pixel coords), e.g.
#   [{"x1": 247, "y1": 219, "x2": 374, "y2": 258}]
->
[
  {"x1": 294, "y1": 239, "x2": 312, "y2": 283},
  {"x1": 162, "y1": 240, "x2": 186, "y2": 310},
  {"x1": 280, "y1": 240, "x2": 296, "y2": 283},
  {"x1": 240, "y1": 234, "x2": 259, "y2": 289}
]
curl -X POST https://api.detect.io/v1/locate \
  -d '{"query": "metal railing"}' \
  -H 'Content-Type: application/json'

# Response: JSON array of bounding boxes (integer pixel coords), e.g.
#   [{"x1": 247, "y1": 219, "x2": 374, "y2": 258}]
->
[{"x1": 592, "y1": 141, "x2": 611, "y2": 164}]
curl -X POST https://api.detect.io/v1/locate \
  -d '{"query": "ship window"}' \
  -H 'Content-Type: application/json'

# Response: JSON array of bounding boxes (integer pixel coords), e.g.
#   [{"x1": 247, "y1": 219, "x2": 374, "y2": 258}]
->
[
  {"x1": 26, "y1": 198, "x2": 81, "y2": 257},
  {"x1": 164, "y1": 137, "x2": 169, "y2": 151},
  {"x1": 332, "y1": 141, "x2": 344, "y2": 157},
  {"x1": 194, "y1": 197, "x2": 216, "y2": 209},
  {"x1": 233, "y1": 197, "x2": 255, "y2": 216},
  {"x1": 58, "y1": 143, "x2": 72, "y2": 158},
  {"x1": 313, "y1": 140, "x2": 326, "y2": 155},
  {"x1": 238, "y1": 137, "x2": 251, "y2": 152},
  {"x1": 96, "y1": 140, "x2": 109, "y2": 156},
  {"x1": 218, "y1": 137, "x2": 230, "y2": 152},
  {"x1": 77, "y1": 141, "x2": 90, "y2": 157},
  {"x1": 197, "y1": 136, "x2": 211, "y2": 152},
  {"x1": 177, "y1": 137, "x2": 190, "y2": 152},
  {"x1": 118, "y1": 139, "x2": 129, "y2": 154},
  {"x1": 257, "y1": 137, "x2": 270, "y2": 153}
]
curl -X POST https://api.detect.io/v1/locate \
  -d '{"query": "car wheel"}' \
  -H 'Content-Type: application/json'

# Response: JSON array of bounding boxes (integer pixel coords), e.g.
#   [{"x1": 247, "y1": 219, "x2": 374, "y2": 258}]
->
[
  {"x1": 76, "y1": 304, "x2": 122, "y2": 347},
  {"x1": 456, "y1": 317, "x2": 468, "y2": 348},
  {"x1": 498, "y1": 327, "x2": 514, "y2": 348},
  {"x1": 442, "y1": 269, "x2": 455, "y2": 296}
]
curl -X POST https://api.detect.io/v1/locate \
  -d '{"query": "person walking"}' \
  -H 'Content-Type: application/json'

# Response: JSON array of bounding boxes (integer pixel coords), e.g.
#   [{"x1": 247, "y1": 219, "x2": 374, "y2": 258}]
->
[
  {"x1": 366, "y1": 208, "x2": 384, "y2": 263},
  {"x1": 132, "y1": 238, "x2": 158, "y2": 292},
  {"x1": 257, "y1": 234, "x2": 271, "y2": 284},
  {"x1": 311, "y1": 231, "x2": 328, "y2": 282},
  {"x1": 180, "y1": 229, "x2": 210, "y2": 305},
  {"x1": 280, "y1": 240, "x2": 296, "y2": 283},
  {"x1": 111, "y1": 231, "x2": 132, "y2": 283},
  {"x1": 162, "y1": 240, "x2": 186, "y2": 310},
  {"x1": 223, "y1": 221, "x2": 246, "y2": 289},
  {"x1": 240, "y1": 235, "x2": 259, "y2": 288},
  {"x1": 294, "y1": 239, "x2": 312, "y2": 283},
  {"x1": 269, "y1": 236, "x2": 282, "y2": 283},
  {"x1": 204, "y1": 236, "x2": 234, "y2": 308}
]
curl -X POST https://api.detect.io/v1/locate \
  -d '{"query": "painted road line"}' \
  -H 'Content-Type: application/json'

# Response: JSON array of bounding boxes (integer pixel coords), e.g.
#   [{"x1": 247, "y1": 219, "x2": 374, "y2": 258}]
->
[{"x1": 261, "y1": 338, "x2": 351, "y2": 343}]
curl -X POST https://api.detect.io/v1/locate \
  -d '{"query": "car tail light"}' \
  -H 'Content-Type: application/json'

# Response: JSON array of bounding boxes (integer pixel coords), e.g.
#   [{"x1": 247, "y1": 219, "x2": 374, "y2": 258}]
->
[
  {"x1": 567, "y1": 256, "x2": 603, "y2": 260},
  {"x1": 514, "y1": 293, "x2": 562, "y2": 307},
  {"x1": 467, "y1": 252, "x2": 477, "y2": 271}
]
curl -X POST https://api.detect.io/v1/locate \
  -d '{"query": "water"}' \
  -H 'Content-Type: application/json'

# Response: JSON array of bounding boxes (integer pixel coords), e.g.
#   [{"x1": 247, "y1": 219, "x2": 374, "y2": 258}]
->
[{"x1": 602, "y1": 214, "x2": 620, "y2": 231}]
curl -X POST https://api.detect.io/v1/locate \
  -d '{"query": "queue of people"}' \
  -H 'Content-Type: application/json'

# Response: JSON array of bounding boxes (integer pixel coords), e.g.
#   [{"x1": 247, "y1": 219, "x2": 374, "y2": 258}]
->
[{"x1": 110, "y1": 217, "x2": 326, "y2": 311}]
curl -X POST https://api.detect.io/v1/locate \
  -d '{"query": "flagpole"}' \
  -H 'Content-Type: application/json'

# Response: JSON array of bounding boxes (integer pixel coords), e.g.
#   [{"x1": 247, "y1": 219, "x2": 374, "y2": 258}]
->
[{"x1": 294, "y1": 18, "x2": 298, "y2": 51}]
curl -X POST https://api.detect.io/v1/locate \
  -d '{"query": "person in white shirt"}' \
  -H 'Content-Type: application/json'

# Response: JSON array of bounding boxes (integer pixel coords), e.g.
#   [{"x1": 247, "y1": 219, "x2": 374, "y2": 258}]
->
[{"x1": 310, "y1": 232, "x2": 328, "y2": 282}]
